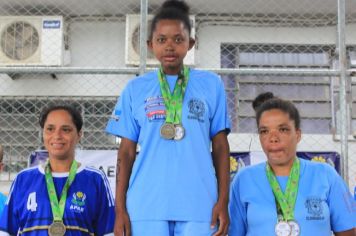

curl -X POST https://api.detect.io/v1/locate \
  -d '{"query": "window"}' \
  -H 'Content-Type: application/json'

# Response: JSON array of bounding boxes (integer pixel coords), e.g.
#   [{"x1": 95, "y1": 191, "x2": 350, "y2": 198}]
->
[{"x1": 221, "y1": 43, "x2": 333, "y2": 134}]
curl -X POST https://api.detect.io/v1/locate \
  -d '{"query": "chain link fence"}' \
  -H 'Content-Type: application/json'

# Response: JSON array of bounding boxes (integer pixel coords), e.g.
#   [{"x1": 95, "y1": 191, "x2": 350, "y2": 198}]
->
[{"x1": 0, "y1": 0, "x2": 356, "y2": 193}]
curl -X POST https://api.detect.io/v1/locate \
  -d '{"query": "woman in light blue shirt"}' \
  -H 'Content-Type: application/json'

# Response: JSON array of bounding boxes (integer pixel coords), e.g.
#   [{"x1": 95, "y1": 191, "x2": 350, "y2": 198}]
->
[{"x1": 229, "y1": 93, "x2": 356, "y2": 236}]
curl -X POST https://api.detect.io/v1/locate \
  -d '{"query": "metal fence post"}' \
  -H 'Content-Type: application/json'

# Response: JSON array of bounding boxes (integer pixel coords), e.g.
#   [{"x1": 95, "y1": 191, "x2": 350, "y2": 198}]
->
[{"x1": 337, "y1": 0, "x2": 349, "y2": 183}]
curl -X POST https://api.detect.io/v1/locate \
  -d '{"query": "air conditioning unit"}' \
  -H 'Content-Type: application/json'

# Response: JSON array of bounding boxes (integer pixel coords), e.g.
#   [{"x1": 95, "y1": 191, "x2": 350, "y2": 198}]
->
[
  {"x1": 125, "y1": 14, "x2": 195, "y2": 66},
  {"x1": 0, "y1": 16, "x2": 64, "y2": 66}
]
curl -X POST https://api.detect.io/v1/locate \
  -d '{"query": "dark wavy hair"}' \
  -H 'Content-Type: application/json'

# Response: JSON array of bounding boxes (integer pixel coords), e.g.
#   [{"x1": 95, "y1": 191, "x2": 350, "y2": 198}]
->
[
  {"x1": 253, "y1": 92, "x2": 301, "y2": 129},
  {"x1": 39, "y1": 104, "x2": 83, "y2": 132}
]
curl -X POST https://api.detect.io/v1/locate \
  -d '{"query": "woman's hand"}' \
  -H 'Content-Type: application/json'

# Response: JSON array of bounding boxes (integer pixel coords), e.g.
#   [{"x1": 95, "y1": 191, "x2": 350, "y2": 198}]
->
[
  {"x1": 114, "y1": 208, "x2": 131, "y2": 236},
  {"x1": 211, "y1": 200, "x2": 229, "y2": 236}
]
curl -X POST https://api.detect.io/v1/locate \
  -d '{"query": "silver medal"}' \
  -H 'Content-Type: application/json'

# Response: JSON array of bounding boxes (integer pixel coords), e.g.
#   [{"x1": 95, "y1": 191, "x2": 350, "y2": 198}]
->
[
  {"x1": 275, "y1": 221, "x2": 291, "y2": 236},
  {"x1": 288, "y1": 220, "x2": 300, "y2": 236},
  {"x1": 174, "y1": 124, "x2": 185, "y2": 140}
]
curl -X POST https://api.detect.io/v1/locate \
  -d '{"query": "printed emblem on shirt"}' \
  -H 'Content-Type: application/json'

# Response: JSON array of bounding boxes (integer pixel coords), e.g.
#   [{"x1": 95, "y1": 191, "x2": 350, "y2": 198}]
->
[
  {"x1": 70, "y1": 191, "x2": 86, "y2": 213},
  {"x1": 305, "y1": 197, "x2": 325, "y2": 220},
  {"x1": 187, "y1": 99, "x2": 205, "y2": 122},
  {"x1": 145, "y1": 96, "x2": 166, "y2": 121}
]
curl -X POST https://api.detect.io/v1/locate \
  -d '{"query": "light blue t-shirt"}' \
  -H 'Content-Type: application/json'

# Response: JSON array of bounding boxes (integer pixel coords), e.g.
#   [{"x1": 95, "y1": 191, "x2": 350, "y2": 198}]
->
[
  {"x1": 229, "y1": 158, "x2": 356, "y2": 236},
  {"x1": 0, "y1": 192, "x2": 6, "y2": 217},
  {"x1": 106, "y1": 69, "x2": 231, "y2": 221}
]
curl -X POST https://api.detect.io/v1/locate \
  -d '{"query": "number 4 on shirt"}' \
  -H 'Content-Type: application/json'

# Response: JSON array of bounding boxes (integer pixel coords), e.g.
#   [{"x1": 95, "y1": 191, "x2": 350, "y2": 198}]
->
[{"x1": 27, "y1": 192, "x2": 38, "y2": 212}]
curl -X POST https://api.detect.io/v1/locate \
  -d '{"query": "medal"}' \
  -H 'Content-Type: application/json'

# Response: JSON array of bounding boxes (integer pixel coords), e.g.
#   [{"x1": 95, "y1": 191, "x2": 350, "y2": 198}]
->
[
  {"x1": 288, "y1": 220, "x2": 300, "y2": 236},
  {"x1": 158, "y1": 66, "x2": 189, "y2": 141},
  {"x1": 275, "y1": 221, "x2": 291, "y2": 236},
  {"x1": 160, "y1": 123, "x2": 175, "y2": 139},
  {"x1": 174, "y1": 124, "x2": 185, "y2": 140},
  {"x1": 45, "y1": 160, "x2": 78, "y2": 234},
  {"x1": 267, "y1": 158, "x2": 301, "y2": 236},
  {"x1": 48, "y1": 221, "x2": 66, "y2": 236}
]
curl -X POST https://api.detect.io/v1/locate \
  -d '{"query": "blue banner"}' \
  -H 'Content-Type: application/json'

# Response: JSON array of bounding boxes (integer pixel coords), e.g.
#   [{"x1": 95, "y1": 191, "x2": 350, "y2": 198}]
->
[
  {"x1": 30, "y1": 150, "x2": 340, "y2": 185},
  {"x1": 296, "y1": 151, "x2": 340, "y2": 173}
]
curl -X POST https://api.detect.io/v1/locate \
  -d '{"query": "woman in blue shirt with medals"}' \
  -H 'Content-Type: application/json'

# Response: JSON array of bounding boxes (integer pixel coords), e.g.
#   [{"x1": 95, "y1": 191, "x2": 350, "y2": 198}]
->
[
  {"x1": 106, "y1": 1, "x2": 231, "y2": 236},
  {"x1": 228, "y1": 93, "x2": 356, "y2": 236},
  {"x1": 0, "y1": 105, "x2": 115, "y2": 235}
]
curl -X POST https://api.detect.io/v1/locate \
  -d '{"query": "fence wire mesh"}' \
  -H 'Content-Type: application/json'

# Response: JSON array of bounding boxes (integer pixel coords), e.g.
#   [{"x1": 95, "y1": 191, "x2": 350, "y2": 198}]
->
[{"x1": 0, "y1": 0, "x2": 355, "y2": 192}]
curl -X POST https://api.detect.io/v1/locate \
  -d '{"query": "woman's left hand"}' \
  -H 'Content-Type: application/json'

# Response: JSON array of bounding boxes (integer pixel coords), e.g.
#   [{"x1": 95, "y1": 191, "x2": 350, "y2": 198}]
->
[{"x1": 210, "y1": 200, "x2": 229, "y2": 236}]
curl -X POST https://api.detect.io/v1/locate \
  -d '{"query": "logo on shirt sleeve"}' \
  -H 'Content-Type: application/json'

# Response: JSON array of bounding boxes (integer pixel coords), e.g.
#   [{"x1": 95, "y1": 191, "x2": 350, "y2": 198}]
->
[{"x1": 110, "y1": 110, "x2": 121, "y2": 122}]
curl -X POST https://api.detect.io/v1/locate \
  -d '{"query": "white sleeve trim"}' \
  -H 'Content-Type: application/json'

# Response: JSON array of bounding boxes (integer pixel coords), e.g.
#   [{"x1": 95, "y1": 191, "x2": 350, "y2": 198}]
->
[
  {"x1": 85, "y1": 166, "x2": 115, "y2": 207},
  {"x1": 103, "y1": 233, "x2": 114, "y2": 236}
]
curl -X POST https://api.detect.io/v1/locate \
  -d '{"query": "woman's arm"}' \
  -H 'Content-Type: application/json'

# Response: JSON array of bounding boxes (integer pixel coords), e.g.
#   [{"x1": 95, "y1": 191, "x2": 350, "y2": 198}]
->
[
  {"x1": 335, "y1": 228, "x2": 356, "y2": 236},
  {"x1": 211, "y1": 131, "x2": 230, "y2": 236},
  {"x1": 114, "y1": 138, "x2": 137, "y2": 236}
]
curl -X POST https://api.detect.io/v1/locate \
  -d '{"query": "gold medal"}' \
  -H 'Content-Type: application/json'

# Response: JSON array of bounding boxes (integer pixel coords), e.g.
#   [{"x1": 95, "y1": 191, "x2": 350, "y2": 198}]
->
[
  {"x1": 174, "y1": 124, "x2": 185, "y2": 140},
  {"x1": 48, "y1": 221, "x2": 66, "y2": 236},
  {"x1": 160, "y1": 123, "x2": 175, "y2": 139}
]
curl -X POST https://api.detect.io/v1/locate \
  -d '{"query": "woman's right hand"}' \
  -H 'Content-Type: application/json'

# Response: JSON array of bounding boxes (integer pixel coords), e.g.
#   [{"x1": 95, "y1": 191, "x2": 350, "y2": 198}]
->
[
  {"x1": 114, "y1": 209, "x2": 131, "y2": 236},
  {"x1": 114, "y1": 138, "x2": 137, "y2": 236}
]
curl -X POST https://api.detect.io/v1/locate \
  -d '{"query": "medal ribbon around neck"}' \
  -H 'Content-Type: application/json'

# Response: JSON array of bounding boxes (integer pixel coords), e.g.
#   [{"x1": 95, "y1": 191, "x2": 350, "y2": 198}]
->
[
  {"x1": 158, "y1": 66, "x2": 189, "y2": 125},
  {"x1": 266, "y1": 158, "x2": 300, "y2": 221},
  {"x1": 45, "y1": 160, "x2": 78, "y2": 222}
]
